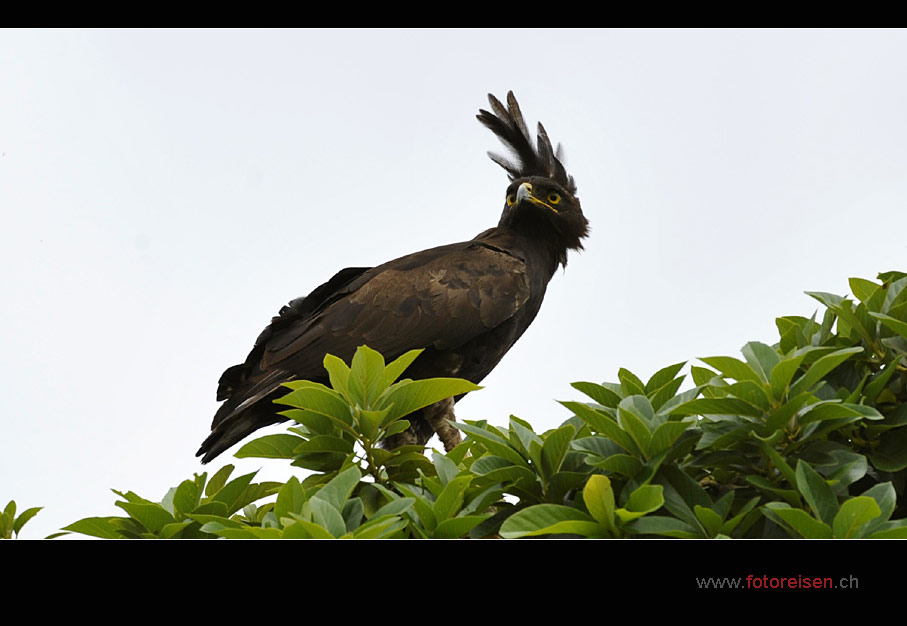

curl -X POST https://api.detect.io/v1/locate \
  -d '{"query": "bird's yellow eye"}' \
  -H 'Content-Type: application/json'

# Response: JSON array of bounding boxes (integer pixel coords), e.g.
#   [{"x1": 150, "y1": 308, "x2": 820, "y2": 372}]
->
[
  {"x1": 547, "y1": 192, "x2": 561, "y2": 205},
  {"x1": 506, "y1": 194, "x2": 516, "y2": 206}
]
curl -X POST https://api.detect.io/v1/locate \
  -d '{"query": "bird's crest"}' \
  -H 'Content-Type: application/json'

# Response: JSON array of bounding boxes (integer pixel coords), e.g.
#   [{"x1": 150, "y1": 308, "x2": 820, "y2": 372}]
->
[{"x1": 477, "y1": 91, "x2": 577, "y2": 196}]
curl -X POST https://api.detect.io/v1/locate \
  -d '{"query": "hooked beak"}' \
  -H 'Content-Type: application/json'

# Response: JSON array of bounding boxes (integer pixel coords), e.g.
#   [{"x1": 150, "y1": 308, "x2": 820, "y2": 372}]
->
[{"x1": 515, "y1": 182, "x2": 558, "y2": 213}]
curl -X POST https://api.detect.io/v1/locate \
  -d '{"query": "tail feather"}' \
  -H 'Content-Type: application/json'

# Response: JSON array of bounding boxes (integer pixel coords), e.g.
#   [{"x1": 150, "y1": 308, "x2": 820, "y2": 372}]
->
[
  {"x1": 196, "y1": 399, "x2": 287, "y2": 464},
  {"x1": 199, "y1": 370, "x2": 296, "y2": 463}
]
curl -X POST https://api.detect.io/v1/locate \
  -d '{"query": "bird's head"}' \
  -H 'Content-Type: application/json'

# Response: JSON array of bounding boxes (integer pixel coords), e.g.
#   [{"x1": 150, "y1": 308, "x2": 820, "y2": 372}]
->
[{"x1": 477, "y1": 92, "x2": 589, "y2": 267}]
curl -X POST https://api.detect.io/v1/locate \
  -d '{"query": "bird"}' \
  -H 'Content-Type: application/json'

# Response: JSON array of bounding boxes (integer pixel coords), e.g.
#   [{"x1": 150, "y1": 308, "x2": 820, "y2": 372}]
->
[{"x1": 197, "y1": 91, "x2": 590, "y2": 464}]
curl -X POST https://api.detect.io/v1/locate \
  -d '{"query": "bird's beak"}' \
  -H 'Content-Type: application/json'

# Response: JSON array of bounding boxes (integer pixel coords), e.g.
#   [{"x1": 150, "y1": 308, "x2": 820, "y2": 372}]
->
[{"x1": 516, "y1": 182, "x2": 558, "y2": 213}]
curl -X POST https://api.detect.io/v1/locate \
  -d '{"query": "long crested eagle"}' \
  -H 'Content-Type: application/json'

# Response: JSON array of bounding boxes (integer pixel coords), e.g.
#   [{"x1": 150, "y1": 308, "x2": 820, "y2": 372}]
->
[{"x1": 197, "y1": 92, "x2": 589, "y2": 463}]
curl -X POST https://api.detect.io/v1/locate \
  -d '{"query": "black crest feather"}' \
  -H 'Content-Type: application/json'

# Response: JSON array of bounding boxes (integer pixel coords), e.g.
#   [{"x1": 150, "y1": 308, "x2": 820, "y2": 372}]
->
[{"x1": 477, "y1": 91, "x2": 577, "y2": 195}]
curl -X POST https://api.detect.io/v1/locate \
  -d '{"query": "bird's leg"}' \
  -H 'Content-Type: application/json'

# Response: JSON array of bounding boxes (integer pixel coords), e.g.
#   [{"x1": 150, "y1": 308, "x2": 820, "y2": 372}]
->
[
  {"x1": 381, "y1": 428, "x2": 421, "y2": 449},
  {"x1": 423, "y1": 396, "x2": 461, "y2": 452},
  {"x1": 381, "y1": 397, "x2": 461, "y2": 451}
]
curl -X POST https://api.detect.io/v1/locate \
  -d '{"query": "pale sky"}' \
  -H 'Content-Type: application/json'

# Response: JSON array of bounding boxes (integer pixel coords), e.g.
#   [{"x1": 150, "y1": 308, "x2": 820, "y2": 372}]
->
[{"x1": 3, "y1": 29, "x2": 906, "y2": 538}]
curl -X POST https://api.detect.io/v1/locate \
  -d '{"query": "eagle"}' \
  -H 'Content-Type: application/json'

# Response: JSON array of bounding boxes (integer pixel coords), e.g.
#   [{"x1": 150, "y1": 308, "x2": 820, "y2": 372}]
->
[{"x1": 197, "y1": 92, "x2": 589, "y2": 463}]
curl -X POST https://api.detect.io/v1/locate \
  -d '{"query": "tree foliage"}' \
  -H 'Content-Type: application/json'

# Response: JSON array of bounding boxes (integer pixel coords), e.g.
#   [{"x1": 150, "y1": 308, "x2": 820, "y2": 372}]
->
[{"x1": 6, "y1": 271, "x2": 907, "y2": 538}]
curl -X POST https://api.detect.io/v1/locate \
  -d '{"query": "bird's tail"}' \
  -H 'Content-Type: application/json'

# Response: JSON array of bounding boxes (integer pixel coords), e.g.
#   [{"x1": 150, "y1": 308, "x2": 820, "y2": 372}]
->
[
  {"x1": 196, "y1": 400, "x2": 288, "y2": 464},
  {"x1": 197, "y1": 370, "x2": 295, "y2": 463}
]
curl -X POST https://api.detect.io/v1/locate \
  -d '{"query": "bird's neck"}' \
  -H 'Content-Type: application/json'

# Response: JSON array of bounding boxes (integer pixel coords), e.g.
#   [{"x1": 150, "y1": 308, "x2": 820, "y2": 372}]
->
[{"x1": 475, "y1": 223, "x2": 565, "y2": 280}]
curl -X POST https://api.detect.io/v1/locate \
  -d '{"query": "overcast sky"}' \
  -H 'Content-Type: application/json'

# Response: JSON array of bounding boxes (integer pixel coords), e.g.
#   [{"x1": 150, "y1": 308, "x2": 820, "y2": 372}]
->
[{"x1": 3, "y1": 29, "x2": 906, "y2": 538}]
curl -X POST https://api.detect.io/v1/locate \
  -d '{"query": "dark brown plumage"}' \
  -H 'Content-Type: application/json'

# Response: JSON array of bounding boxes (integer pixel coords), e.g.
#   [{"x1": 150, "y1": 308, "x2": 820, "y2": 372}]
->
[{"x1": 197, "y1": 92, "x2": 589, "y2": 463}]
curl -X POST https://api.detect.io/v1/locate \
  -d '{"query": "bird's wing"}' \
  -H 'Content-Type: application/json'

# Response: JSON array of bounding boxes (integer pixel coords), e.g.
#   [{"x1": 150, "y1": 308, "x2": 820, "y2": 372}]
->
[
  {"x1": 260, "y1": 240, "x2": 531, "y2": 377},
  {"x1": 215, "y1": 265, "x2": 371, "y2": 402}
]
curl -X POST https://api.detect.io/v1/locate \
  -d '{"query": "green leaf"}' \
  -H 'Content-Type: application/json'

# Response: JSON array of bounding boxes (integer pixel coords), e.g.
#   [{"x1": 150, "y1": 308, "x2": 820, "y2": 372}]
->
[
  {"x1": 762, "y1": 503, "x2": 833, "y2": 539},
  {"x1": 561, "y1": 401, "x2": 639, "y2": 455},
  {"x1": 571, "y1": 435, "x2": 623, "y2": 458},
  {"x1": 617, "y1": 397, "x2": 653, "y2": 458},
  {"x1": 871, "y1": 427, "x2": 907, "y2": 471},
  {"x1": 369, "y1": 497, "x2": 415, "y2": 520},
  {"x1": 645, "y1": 361, "x2": 686, "y2": 394},
  {"x1": 863, "y1": 356, "x2": 902, "y2": 402},
  {"x1": 691, "y1": 366, "x2": 719, "y2": 387},
  {"x1": 769, "y1": 353, "x2": 806, "y2": 401},
  {"x1": 756, "y1": 440, "x2": 798, "y2": 493},
  {"x1": 354, "y1": 516, "x2": 408, "y2": 539},
  {"x1": 868, "y1": 525, "x2": 907, "y2": 539},
  {"x1": 656, "y1": 387, "x2": 701, "y2": 416},
  {"x1": 618, "y1": 368, "x2": 646, "y2": 396},
  {"x1": 281, "y1": 409, "x2": 335, "y2": 436},
  {"x1": 746, "y1": 475, "x2": 800, "y2": 507},
  {"x1": 433, "y1": 515, "x2": 490, "y2": 539},
  {"x1": 741, "y1": 342, "x2": 780, "y2": 383},
  {"x1": 383, "y1": 419, "x2": 411, "y2": 437},
  {"x1": 211, "y1": 470, "x2": 258, "y2": 514},
  {"x1": 192, "y1": 514, "x2": 245, "y2": 532},
  {"x1": 115, "y1": 501, "x2": 176, "y2": 534},
  {"x1": 348, "y1": 345, "x2": 387, "y2": 408},
  {"x1": 294, "y1": 435, "x2": 355, "y2": 455},
  {"x1": 719, "y1": 497, "x2": 760, "y2": 536},
  {"x1": 788, "y1": 347, "x2": 863, "y2": 397},
  {"x1": 540, "y1": 424, "x2": 576, "y2": 480},
  {"x1": 380, "y1": 378, "x2": 481, "y2": 422},
  {"x1": 616, "y1": 484, "x2": 664, "y2": 523},
  {"x1": 283, "y1": 519, "x2": 334, "y2": 539},
  {"x1": 62, "y1": 517, "x2": 124, "y2": 539},
  {"x1": 235, "y1": 434, "x2": 306, "y2": 459},
  {"x1": 205, "y1": 465, "x2": 233, "y2": 498},
  {"x1": 342, "y1": 498, "x2": 364, "y2": 532},
  {"x1": 159, "y1": 522, "x2": 193, "y2": 538},
  {"x1": 322, "y1": 353, "x2": 351, "y2": 398},
  {"x1": 832, "y1": 497, "x2": 881, "y2": 538},
  {"x1": 700, "y1": 356, "x2": 762, "y2": 383},
  {"x1": 861, "y1": 482, "x2": 896, "y2": 522},
  {"x1": 798, "y1": 401, "x2": 883, "y2": 425},
  {"x1": 795, "y1": 461, "x2": 839, "y2": 526},
  {"x1": 394, "y1": 484, "x2": 438, "y2": 533},
  {"x1": 357, "y1": 407, "x2": 390, "y2": 440},
  {"x1": 275, "y1": 476, "x2": 307, "y2": 521},
  {"x1": 849, "y1": 277, "x2": 881, "y2": 303},
  {"x1": 10, "y1": 507, "x2": 41, "y2": 537},
  {"x1": 655, "y1": 466, "x2": 711, "y2": 530},
  {"x1": 725, "y1": 381, "x2": 771, "y2": 411},
  {"x1": 670, "y1": 397, "x2": 764, "y2": 418},
  {"x1": 169, "y1": 479, "x2": 201, "y2": 519},
  {"x1": 454, "y1": 421, "x2": 528, "y2": 467},
  {"x1": 649, "y1": 420, "x2": 694, "y2": 456},
  {"x1": 694, "y1": 505, "x2": 724, "y2": 537},
  {"x1": 278, "y1": 386, "x2": 353, "y2": 425},
  {"x1": 382, "y1": 349, "x2": 423, "y2": 387},
  {"x1": 432, "y1": 451, "x2": 460, "y2": 486},
  {"x1": 582, "y1": 475, "x2": 616, "y2": 533},
  {"x1": 499, "y1": 504, "x2": 601, "y2": 538},
  {"x1": 433, "y1": 475, "x2": 473, "y2": 522},
  {"x1": 508, "y1": 416, "x2": 541, "y2": 455},
  {"x1": 870, "y1": 312, "x2": 907, "y2": 340},
  {"x1": 571, "y1": 381, "x2": 622, "y2": 408},
  {"x1": 588, "y1": 454, "x2": 644, "y2": 477},
  {"x1": 308, "y1": 498, "x2": 347, "y2": 538},
  {"x1": 649, "y1": 376, "x2": 686, "y2": 412},
  {"x1": 312, "y1": 466, "x2": 361, "y2": 512},
  {"x1": 777, "y1": 316, "x2": 810, "y2": 352},
  {"x1": 624, "y1": 515, "x2": 699, "y2": 538},
  {"x1": 762, "y1": 392, "x2": 812, "y2": 435}
]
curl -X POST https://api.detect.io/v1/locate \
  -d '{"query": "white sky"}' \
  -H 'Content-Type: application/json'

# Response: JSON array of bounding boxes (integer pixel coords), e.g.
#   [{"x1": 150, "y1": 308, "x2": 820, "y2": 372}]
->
[{"x1": 2, "y1": 29, "x2": 906, "y2": 539}]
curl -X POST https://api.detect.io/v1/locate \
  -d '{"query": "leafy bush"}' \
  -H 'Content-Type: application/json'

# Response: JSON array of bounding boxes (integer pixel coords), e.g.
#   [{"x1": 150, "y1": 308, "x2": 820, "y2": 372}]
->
[{"x1": 8, "y1": 271, "x2": 907, "y2": 539}]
